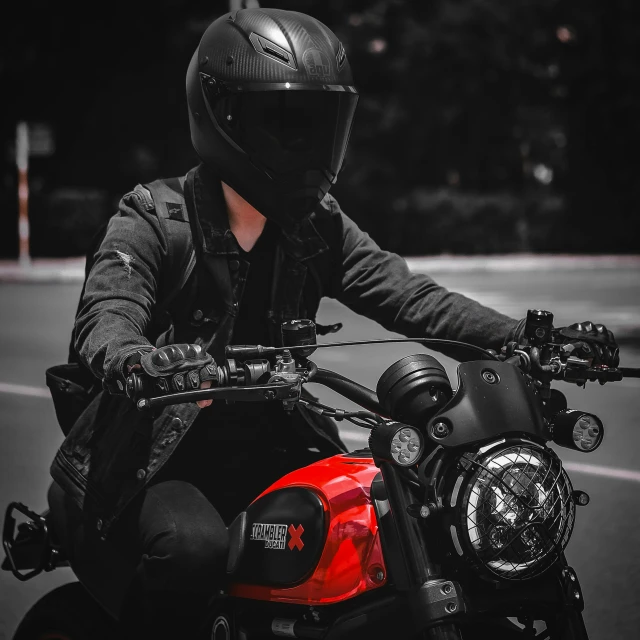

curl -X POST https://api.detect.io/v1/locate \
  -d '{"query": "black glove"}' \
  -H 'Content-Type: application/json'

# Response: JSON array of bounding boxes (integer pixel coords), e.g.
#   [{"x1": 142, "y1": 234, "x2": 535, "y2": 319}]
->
[
  {"x1": 553, "y1": 321, "x2": 619, "y2": 368},
  {"x1": 139, "y1": 344, "x2": 218, "y2": 393}
]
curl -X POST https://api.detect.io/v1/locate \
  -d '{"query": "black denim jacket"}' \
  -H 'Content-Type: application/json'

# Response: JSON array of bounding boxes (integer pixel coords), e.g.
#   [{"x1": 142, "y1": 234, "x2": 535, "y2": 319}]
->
[{"x1": 50, "y1": 165, "x2": 520, "y2": 539}]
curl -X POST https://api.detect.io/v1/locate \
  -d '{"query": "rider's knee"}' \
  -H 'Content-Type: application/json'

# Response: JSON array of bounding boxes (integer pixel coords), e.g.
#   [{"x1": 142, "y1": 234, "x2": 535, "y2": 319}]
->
[{"x1": 140, "y1": 481, "x2": 230, "y2": 593}]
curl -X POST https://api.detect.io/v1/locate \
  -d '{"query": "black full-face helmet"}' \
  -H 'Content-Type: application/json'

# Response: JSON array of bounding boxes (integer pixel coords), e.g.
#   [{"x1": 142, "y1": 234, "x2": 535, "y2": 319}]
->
[{"x1": 186, "y1": 8, "x2": 359, "y2": 227}]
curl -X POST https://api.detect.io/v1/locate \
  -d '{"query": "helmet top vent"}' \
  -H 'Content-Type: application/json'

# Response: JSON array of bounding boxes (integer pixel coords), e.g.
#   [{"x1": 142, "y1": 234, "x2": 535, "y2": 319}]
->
[{"x1": 249, "y1": 32, "x2": 297, "y2": 70}]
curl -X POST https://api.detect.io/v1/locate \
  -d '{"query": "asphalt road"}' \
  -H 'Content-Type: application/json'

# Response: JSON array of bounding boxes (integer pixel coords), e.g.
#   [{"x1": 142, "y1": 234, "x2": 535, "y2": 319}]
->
[{"x1": 0, "y1": 265, "x2": 638, "y2": 639}]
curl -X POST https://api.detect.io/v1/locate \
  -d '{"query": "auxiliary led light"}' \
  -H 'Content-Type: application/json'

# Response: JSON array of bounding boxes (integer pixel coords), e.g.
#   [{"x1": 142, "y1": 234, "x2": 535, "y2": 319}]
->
[
  {"x1": 369, "y1": 422, "x2": 424, "y2": 466},
  {"x1": 551, "y1": 410, "x2": 604, "y2": 453}
]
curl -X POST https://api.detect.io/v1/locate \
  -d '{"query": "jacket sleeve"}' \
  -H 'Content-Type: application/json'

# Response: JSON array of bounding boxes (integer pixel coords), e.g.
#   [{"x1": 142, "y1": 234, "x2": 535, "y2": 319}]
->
[
  {"x1": 72, "y1": 188, "x2": 168, "y2": 386},
  {"x1": 327, "y1": 196, "x2": 523, "y2": 358}
]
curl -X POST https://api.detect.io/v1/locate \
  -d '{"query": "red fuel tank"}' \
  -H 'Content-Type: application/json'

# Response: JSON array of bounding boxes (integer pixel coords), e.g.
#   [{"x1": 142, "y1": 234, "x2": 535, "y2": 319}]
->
[{"x1": 229, "y1": 451, "x2": 387, "y2": 605}]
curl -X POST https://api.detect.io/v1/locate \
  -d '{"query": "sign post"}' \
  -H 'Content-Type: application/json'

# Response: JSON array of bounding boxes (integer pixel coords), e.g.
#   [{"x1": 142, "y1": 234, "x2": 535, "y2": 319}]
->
[{"x1": 16, "y1": 121, "x2": 31, "y2": 267}]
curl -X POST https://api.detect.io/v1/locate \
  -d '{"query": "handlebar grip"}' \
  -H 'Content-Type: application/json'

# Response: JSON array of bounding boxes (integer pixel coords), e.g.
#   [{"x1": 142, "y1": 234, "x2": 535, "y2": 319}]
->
[
  {"x1": 620, "y1": 367, "x2": 640, "y2": 378},
  {"x1": 125, "y1": 362, "x2": 221, "y2": 402}
]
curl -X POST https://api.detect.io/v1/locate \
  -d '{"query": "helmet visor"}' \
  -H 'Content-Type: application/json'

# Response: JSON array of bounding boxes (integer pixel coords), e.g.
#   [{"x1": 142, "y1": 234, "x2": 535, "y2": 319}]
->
[{"x1": 204, "y1": 85, "x2": 358, "y2": 180}]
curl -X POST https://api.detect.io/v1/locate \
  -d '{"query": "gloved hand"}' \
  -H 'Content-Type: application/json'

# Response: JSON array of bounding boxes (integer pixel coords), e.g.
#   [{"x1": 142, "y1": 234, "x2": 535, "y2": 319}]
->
[
  {"x1": 139, "y1": 344, "x2": 218, "y2": 395},
  {"x1": 552, "y1": 321, "x2": 619, "y2": 368}
]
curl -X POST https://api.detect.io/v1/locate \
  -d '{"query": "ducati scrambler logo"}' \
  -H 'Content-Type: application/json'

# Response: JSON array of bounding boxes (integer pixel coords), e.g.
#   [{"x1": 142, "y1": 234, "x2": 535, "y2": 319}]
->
[{"x1": 250, "y1": 523, "x2": 305, "y2": 550}]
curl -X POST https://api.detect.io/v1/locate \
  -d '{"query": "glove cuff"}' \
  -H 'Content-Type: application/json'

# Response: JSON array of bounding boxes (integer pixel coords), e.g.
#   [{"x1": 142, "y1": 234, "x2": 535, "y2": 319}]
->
[
  {"x1": 104, "y1": 345, "x2": 155, "y2": 394},
  {"x1": 504, "y1": 318, "x2": 527, "y2": 346}
]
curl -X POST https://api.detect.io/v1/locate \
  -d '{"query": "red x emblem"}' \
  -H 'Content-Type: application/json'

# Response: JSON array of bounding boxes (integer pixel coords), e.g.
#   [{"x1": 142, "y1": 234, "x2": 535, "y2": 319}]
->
[{"x1": 288, "y1": 524, "x2": 304, "y2": 551}]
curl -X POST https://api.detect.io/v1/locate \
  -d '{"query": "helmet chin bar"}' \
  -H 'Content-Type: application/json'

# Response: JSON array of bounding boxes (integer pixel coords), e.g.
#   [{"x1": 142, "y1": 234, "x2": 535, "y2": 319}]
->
[{"x1": 221, "y1": 167, "x2": 332, "y2": 226}]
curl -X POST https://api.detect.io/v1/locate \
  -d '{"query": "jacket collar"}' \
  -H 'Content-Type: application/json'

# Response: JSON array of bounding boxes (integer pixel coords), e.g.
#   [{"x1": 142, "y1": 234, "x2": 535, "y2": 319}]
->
[{"x1": 192, "y1": 164, "x2": 329, "y2": 262}]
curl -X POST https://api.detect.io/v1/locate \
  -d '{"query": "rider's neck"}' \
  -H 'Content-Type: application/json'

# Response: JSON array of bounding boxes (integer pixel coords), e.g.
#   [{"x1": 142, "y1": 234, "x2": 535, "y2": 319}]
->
[{"x1": 221, "y1": 181, "x2": 267, "y2": 252}]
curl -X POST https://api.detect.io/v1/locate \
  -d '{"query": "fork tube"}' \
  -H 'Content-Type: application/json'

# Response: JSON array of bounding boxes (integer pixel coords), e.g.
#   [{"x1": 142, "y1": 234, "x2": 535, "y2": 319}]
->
[
  {"x1": 421, "y1": 625, "x2": 463, "y2": 640},
  {"x1": 379, "y1": 463, "x2": 463, "y2": 640},
  {"x1": 379, "y1": 462, "x2": 439, "y2": 585},
  {"x1": 547, "y1": 609, "x2": 589, "y2": 640}
]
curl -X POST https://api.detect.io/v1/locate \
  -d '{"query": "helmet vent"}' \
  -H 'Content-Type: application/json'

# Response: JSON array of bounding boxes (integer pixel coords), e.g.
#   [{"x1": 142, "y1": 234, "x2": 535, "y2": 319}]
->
[
  {"x1": 249, "y1": 32, "x2": 297, "y2": 70},
  {"x1": 336, "y1": 42, "x2": 346, "y2": 71}
]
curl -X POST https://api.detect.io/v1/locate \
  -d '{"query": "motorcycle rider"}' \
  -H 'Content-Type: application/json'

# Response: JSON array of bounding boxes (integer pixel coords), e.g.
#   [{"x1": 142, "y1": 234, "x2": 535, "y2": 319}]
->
[{"x1": 46, "y1": 7, "x2": 619, "y2": 640}]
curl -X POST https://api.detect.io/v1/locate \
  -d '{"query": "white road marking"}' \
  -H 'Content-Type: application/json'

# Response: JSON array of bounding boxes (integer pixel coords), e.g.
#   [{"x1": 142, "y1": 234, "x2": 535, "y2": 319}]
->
[
  {"x1": 0, "y1": 382, "x2": 51, "y2": 399},
  {"x1": 563, "y1": 461, "x2": 640, "y2": 483},
  {"x1": 404, "y1": 254, "x2": 640, "y2": 273},
  {"x1": 2, "y1": 382, "x2": 640, "y2": 483},
  {"x1": 341, "y1": 433, "x2": 640, "y2": 483}
]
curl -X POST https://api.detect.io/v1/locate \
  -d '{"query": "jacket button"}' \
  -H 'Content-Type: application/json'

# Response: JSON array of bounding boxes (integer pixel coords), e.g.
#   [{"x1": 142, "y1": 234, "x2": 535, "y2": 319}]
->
[
  {"x1": 171, "y1": 417, "x2": 183, "y2": 429},
  {"x1": 192, "y1": 309, "x2": 204, "y2": 322},
  {"x1": 96, "y1": 518, "x2": 103, "y2": 531},
  {"x1": 136, "y1": 468, "x2": 147, "y2": 480},
  {"x1": 229, "y1": 259, "x2": 240, "y2": 271}
]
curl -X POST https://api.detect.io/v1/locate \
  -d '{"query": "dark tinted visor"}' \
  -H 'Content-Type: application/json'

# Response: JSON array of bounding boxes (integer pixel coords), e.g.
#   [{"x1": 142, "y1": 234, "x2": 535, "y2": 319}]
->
[{"x1": 203, "y1": 83, "x2": 358, "y2": 179}]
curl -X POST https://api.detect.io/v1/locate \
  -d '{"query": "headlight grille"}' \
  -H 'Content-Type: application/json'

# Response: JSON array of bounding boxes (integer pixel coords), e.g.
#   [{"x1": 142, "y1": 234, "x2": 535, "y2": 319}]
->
[{"x1": 461, "y1": 443, "x2": 575, "y2": 580}]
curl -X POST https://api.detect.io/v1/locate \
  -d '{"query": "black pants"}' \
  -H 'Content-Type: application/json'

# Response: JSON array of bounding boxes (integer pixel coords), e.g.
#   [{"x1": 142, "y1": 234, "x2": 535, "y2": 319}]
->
[
  {"x1": 113, "y1": 480, "x2": 230, "y2": 639},
  {"x1": 49, "y1": 479, "x2": 230, "y2": 638}
]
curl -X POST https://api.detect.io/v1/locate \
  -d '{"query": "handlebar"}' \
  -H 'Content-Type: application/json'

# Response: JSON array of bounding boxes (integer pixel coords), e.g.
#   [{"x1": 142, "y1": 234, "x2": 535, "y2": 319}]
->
[
  {"x1": 313, "y1": 368, "x2": 387, "y2": 416},
  {"x1": 125, "y1": 335, "x2": 640, "y2": 414}
]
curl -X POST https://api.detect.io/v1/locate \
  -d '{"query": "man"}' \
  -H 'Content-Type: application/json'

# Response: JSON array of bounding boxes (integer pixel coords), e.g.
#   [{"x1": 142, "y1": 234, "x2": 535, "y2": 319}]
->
[{"x1": 47, "y1": 7, "x2": 618, "y2": 639}]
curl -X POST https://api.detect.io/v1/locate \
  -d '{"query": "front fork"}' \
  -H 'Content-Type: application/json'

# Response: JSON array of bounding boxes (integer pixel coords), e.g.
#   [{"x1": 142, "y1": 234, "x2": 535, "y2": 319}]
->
[
  {"x1": 546, "y1": 561, "x2": 589, "y2": 640},
  {"x1": 373, "y1": 463, "x2": 465, "y2": 639},
  {"x1": 372, "y1": 464, "x2": 589, "y2": 640}
]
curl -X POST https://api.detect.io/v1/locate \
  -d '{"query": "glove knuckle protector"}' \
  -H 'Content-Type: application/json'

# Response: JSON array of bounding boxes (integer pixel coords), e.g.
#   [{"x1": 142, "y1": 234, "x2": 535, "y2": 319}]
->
[
  {"x1": 141, "y1": 343, "x2": 212, "y2": 377},
  {"x1": 137, "y1": 344, "x2": 215, "y2": 394},
  {"x1": 554, "y1": 320, "x2": 619, "y2": 367}
]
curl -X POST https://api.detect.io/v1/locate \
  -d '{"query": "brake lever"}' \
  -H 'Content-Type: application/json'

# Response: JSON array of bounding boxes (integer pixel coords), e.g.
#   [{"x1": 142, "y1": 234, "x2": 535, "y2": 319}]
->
[
  {"x1": 135, "y1": 380, "x2": 300, "y2": 412},
  {"x1": 503, "y1": 343, "x2": 627, "y2": 386},
  {"x1": 561, "y1": 367, "x2": 623, "y2": 384}
]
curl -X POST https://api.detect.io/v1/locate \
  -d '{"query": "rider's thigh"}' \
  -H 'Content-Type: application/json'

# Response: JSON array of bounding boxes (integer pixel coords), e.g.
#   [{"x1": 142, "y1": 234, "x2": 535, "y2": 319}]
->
[
  {"x1": 47, "y1": 479, "x2": 229, "y2": 619},
  {"x1": 113, "y1": 479, "x2": 229, "y2": 593}
]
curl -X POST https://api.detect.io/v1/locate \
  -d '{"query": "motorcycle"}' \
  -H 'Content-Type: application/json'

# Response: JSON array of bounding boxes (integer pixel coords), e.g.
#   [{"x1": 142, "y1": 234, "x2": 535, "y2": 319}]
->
[{"x1": 4, "y1": 310, "x2": 639, "y2": 639}]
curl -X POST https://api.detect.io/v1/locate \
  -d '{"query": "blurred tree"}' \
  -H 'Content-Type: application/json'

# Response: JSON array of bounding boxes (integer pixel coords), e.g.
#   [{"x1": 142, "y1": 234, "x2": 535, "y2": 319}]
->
[
  {"x1": 1, "y1": 0, "x2": 638, "y2": 256},
  {"x1": 559, "y1": 0, "x2": 640, "y2": 252},
  {"x1": 292, "y1": 0, "x2": 570, "y2": 252}
]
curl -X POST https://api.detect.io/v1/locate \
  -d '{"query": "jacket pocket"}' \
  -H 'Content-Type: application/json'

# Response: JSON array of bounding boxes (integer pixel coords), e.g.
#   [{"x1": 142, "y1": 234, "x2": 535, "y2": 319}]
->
[{"x1": 46, "y1": 363, "x2": 101, "y2": 436}]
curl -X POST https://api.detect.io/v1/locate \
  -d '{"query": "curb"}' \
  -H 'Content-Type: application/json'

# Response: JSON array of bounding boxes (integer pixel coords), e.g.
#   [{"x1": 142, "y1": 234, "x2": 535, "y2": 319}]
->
[
  {"x1": 1, "y1": 254, "x2": 639, "y2": 283},
  {"x1": 405, "y1": 254, "x2": 640, "y2": 273},
  {"x1": 0, "y1": 258, "x2": 85, "y2": 283}
]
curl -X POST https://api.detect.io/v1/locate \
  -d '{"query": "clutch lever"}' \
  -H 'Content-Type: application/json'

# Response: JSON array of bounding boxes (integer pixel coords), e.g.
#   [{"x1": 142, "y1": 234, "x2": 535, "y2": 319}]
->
[{"x1": 135, "y1": 380, "x2": 300, "y2": 412}]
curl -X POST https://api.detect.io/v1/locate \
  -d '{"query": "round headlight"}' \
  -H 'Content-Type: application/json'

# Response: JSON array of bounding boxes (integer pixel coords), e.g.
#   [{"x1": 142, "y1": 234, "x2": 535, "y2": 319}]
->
[
  {"x1": 451, "y1": 442, "x2": 575, "y2": 581},
  {"x1": 369, "y1": 422, "x2": 424, "y2": 467}
]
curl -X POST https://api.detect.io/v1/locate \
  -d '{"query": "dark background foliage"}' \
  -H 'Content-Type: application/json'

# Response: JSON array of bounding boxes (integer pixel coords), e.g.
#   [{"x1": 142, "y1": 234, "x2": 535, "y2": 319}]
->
[{"x1": 2, "y1": 0, "x2": 638, "y2": 257}]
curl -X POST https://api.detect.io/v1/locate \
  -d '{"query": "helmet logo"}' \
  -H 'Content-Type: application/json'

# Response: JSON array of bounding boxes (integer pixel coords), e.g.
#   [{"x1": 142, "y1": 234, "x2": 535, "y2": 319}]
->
[{"x1": 303, "y1": 49, "x2": 331, "y2": 81}]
